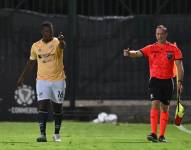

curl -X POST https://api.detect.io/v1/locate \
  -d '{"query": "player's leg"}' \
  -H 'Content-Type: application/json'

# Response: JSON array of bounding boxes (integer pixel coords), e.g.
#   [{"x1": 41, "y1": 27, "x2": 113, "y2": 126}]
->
[
  {"x1": 36, "y1": 80, "x2": 52, "y2": 142},
  {"x1": 51, "y1": 80, "x2": 66, "y2": 142},
  {"x1": 36, "y1": 100, "x2": 50, "y2": 142},
  {"x1": 52, "y1": 102, "x2": 63, "y2": 142},
  {"x1": 159, "y1": 78, "x2": 174, "y2": 142},
  {"x1": 147, "y1": 78, "x2": 161, "y2": 142}
]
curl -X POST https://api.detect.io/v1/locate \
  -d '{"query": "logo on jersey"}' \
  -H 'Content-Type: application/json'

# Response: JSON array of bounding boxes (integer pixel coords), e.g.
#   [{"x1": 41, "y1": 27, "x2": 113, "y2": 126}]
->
[
  {"x1": 38, "y1": 53, "x2": 55, "y2": 63},
  {"x1": 14, "y1": 85, "x2": 35, "y2": 106},
  {"x1": 167, "y1": 52, "x2": 173, "y2": 60}
]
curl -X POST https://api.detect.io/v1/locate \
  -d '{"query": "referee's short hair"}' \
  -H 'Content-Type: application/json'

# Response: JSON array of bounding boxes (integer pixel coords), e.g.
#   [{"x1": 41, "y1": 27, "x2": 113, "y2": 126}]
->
[{"x1": 156, "y1": 25, "x2": 168, "y2": 33}]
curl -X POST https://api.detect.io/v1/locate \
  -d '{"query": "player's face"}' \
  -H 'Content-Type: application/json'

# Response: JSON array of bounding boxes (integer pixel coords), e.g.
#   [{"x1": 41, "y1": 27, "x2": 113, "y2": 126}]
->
[
  {"x1": 41, "y1": 26, "x2": 53, "y2": 42},
  {"x1": 156, "y1": 28, "x2": 167, "y2": 44}
]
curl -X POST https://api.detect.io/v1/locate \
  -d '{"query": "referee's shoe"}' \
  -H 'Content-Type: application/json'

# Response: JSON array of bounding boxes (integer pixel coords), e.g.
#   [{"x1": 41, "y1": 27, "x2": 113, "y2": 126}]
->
[
  {"x1": 147, "y1": 133, "x2": 158, "y2": 142},
  {"x1": 158, "y1": 135, "x2": 167, "y2": 142}
]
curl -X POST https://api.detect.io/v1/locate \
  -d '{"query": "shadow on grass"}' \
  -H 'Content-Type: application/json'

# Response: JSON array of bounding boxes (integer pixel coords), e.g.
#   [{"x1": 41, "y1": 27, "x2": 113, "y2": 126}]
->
[
  {"x1": 0, "y1": 142, "x2": 30, "y2": 144},
  {"x1": 112, "y1": 141, "x2": 172, "y2": 144},
  {"x1": 112, "y1": 141, "x2": 150, "y2": 143}
]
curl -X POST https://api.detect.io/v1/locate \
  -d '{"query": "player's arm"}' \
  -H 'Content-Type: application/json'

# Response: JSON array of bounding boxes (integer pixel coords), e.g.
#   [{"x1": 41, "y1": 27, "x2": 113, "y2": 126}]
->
[
  {"x1": 58, "y1": 32, "x2": 66, "y2": 49},
  {"x1": 123, "y1": 48, "x2": 143, "y2": 58},
  {"x1": 17, "y1": 60, "x2": 36, "y2": 87},
  {"x1": 175, "y1": 59, "x2": 184, "y2": 93}
]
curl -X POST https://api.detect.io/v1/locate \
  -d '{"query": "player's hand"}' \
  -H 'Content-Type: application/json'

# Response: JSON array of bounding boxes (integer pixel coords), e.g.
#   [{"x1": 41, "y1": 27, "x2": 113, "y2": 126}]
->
[
  {"x1": 177, "y1": 81, "x2": 183, "y2": 94},
  {"x1": 58, "y1": 32, "x2": 65, "y2": 42},
  {"x1": 16, "y1": 77, "x2": 24, "y2": 87},
  {"x1": 58, "y1": 32, "x2": 66, "y2": 48},
  {"x1": 123, "y1": 48, "x2": 130, "y2": 57}
]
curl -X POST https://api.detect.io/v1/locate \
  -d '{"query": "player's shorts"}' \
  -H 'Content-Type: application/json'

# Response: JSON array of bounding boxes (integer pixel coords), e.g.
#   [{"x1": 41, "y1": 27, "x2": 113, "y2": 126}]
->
[
  {"x1": 149, "y1": 77, "x2": 174, "y2": 105},
  {"x1": 36, "y1": 80, "x2": 66, "y2": 104}
]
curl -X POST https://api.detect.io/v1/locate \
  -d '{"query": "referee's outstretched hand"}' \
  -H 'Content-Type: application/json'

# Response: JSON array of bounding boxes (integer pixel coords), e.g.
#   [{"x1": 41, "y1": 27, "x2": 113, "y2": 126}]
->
[{"x1": 123, "y1": 48, "x2": 130, "y2": 57}]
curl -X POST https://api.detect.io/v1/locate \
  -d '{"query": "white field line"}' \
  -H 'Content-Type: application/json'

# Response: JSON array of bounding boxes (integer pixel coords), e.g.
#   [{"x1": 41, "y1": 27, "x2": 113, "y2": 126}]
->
[{"x1": 175, "y1": 124, "x2": 191, "y2": 135}]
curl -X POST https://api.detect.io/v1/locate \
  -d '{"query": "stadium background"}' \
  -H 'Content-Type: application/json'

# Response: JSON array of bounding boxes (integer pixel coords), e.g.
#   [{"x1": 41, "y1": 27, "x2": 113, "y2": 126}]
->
[{"x1": 0, "y1": 0, "x2": 190, "y2": 122}]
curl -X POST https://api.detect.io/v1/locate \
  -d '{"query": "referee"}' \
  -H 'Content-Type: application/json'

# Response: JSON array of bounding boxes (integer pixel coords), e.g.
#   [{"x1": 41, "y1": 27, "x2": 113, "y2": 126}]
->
[{"x1": 123, "y1": 25, "x2": 184, "y2": 142}]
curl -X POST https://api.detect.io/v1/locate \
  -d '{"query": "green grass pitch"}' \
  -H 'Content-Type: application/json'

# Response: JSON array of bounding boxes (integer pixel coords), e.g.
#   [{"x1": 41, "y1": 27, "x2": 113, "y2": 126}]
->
[{"x1": 0, "y1": 121, "x2": 191, "y2": 150}]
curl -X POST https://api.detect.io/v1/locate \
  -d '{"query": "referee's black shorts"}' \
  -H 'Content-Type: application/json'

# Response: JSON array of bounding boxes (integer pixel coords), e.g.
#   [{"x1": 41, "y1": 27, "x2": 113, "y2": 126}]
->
[{"x1": 149, "y1": 77, "x2": 174, "y2": 105}]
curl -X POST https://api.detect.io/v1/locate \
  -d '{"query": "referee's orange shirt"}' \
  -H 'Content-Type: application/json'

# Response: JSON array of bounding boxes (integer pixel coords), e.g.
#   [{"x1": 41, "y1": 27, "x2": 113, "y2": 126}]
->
[{"x1": 140, "y1": 41, "x2": 183, "y2": 79}]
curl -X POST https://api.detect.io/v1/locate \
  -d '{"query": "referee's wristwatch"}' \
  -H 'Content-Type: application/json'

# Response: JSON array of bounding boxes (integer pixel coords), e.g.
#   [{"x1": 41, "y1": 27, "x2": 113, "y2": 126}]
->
[{"x1": 178, "y1": 80, "x2": 183, "y2": 84}]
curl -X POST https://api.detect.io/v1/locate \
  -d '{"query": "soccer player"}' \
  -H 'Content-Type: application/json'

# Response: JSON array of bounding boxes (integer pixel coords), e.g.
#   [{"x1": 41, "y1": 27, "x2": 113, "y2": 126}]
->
[
  {"x1": 123, "y1": 25, "x2": 184, "y2": 142},
  {"x1": 17, "y1": 21, "x2": 66, "y2": 142}
]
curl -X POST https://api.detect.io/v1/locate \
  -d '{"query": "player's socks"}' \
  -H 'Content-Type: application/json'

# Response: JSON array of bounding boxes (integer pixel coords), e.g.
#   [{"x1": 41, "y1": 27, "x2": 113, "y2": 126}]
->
[
  {"x1": 159, "y1": 111, "x2": 169, "y2": 137},
  {"x1": 150, "y1": 108, "x2": 159, "y2": 134},
  {"x1": 38, "y1": 111, "x2": 48, "y2": 136},
  {"x1": 54, "y1": 113, "x2": 62, "y2": 134}
]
